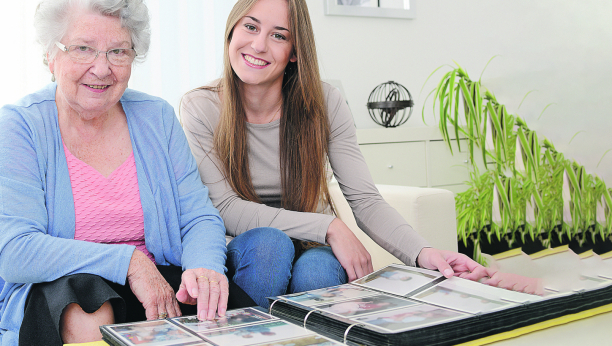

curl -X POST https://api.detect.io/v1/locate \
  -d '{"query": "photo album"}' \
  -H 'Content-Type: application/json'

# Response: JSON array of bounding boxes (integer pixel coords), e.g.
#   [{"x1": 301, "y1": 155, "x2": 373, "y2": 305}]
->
[
  {"x1": 267, "y1": 264, "x2": 612, "y2": 345},
  {"x1": 100, "y1": 264, "x2": 612, "y2": 346}
]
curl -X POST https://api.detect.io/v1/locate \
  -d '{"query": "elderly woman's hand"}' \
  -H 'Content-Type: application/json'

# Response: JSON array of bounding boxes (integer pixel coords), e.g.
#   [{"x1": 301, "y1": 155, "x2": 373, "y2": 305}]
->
[
  {"x1": 176, "y1": 268, "x2": 229, "y2": 321},
  {"x1": 126, "y1": 250, "x2": 181, "y2": 320}
]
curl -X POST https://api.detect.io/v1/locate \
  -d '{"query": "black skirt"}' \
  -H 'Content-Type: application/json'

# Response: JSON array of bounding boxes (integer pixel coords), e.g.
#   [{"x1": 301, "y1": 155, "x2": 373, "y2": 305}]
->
[{"x1": 19, "y1": 265, "x2": 255, "y2": 346}]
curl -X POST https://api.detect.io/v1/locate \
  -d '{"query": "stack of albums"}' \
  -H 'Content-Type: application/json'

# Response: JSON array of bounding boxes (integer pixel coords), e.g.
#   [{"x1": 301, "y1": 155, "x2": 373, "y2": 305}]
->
[{"x1": 268, "y1": 264, "x2": 612, "y2": 345}]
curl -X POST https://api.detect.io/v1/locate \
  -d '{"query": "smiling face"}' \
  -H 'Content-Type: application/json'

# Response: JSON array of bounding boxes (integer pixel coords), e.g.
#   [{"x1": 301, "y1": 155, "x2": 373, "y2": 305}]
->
[
  {"x1": 228, "y1": 0, "x2": 297, "y2": 90},
  {"x1": 49, "y1": 11, "x2": 132, "y2": 118}
]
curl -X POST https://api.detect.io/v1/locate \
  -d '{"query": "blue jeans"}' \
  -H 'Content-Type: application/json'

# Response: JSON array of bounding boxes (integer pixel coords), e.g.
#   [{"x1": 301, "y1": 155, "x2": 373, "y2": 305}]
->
[{"x1": 226, "y1": 227, "x2": 348, "y2": 308}]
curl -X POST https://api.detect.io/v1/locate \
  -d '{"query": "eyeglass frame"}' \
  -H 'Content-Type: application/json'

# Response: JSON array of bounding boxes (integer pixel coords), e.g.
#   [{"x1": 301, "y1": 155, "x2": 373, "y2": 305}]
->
[{"x1": 54, "y1": 41, "x2": 137, "y2": 66}]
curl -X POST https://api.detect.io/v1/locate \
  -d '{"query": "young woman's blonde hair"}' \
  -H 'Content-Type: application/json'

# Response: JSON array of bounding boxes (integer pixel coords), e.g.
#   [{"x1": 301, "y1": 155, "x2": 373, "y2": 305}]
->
[{"x1": 214, "y1": 0, "x2": 333, "y2": 214}]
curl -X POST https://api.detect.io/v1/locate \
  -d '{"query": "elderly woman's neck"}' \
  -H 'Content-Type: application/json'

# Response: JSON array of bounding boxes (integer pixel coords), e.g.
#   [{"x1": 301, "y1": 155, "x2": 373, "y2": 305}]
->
[
  {"x1": 240, "y1": 82, "x2": 284, "y2": 124},
  {"x1": 56, "y1": 95, "x2": 124, "y2": 143}
]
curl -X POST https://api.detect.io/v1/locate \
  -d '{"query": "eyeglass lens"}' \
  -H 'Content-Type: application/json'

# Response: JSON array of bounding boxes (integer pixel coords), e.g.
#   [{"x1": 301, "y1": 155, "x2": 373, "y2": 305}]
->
[{"x1": 67, "y1": 45, "x2": 135, "y2": 66}]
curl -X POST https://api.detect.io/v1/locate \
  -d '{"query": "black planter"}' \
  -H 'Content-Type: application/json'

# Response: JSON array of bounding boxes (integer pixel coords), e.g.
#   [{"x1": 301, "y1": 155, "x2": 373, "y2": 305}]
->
[
  {"x1": 592, "y1": 234, "x2": 612, "y2": 256},
  {"x1": 508, "y1": 227, "x2": 524, "y2": 249},
  {"x1": 521, "y1": 234, "x2": 548, "y2": 255},
  {"x1": 549, "y1": 226, "x2": 571, "y2": 249},
  {"x1": 478, "y1": 229, "x2": 515, "y2": 256},
  {"x1": 457, "y1": 237, "x2": 476, "y2": 260},
  {"x1": 568, "y1": 231, "x2": 595, "y2": 255}
]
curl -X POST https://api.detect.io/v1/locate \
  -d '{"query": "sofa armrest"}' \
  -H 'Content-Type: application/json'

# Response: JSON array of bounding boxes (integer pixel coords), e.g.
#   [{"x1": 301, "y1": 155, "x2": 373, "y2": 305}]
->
[{"x1": 329, "y1": 182, "x2": 457, "y2": 270}]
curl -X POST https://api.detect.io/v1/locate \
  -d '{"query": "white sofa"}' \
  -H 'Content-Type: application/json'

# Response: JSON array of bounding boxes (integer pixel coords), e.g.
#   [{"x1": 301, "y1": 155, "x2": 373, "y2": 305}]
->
[{"x1": 328, "y1": 181, "x2": 458, "y2": 271}]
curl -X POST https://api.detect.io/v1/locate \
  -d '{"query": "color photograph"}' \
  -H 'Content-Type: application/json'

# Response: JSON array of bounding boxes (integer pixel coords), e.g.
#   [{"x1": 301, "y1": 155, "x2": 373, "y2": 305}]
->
[
  {"x1": 413, "y1": 285, "x2": 512, "y2": 314},
  {"x1": 172, "y1": 308, "x2": 275, "y2": 333},
  {"x1": 253, "y1": 334, "x2": 342, "y2": 346},
  {"x1": 316, "y1": 294, "x2": 417, "y2": 317},
  {"x1": 353, "y1": 265, "x2": 442, "y2": 296},
  {"x1": 107, "y1": 320, "x2": 201, "y2": 346},
  {"x1": 355, "y1": 304, "x2": 468, "y2": 332},
  {"x1": 282, "y1": 284, "x2": 377, "y2": 306},
  {"x1": 198, "y1": 321, "x2": 313, "y2": 346}
]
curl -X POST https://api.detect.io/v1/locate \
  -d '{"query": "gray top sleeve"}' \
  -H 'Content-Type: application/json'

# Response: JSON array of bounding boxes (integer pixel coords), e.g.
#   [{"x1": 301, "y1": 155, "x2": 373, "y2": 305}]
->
[
  {"x1": 179, "y1": 82, "x2": 430, "y2": 265},
  {"x1": 180, "y1": 88, "x2": 333, "y2": 244},
  {"x1": 323, "y1": 84, "x2": 430, "y2": 266}
]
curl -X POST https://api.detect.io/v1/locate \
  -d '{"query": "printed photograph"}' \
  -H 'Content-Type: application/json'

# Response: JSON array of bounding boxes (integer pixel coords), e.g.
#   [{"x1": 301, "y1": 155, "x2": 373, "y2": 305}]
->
[
  {"x1": 353, "y1": 265, "x2": 442, "y2": 296},
  {"x1": 253, "y1": 334, "x2": 342, "y2": 346},
  {"x1": 355, "y1": 304, "x2": 468, "y2": 332},
  {"x1": 107, "y1": 320, "x2": 201, "y2": 346},
  {"x1": 435, "y1": 276, "x2": 541, "y2": 304},
  {"x1": 172, "y1": 308, "x2": 275, "y2": 332},
  {"x1": 576, "y1": 275, "x2": 612, "y2": 291},
  {"x1": 198, "y1": 320, "x2": 313, "y2": 346},
  {"x1": 282, "y1": 284, "x2": 376, "y2": 306},
  {"x1": 337, "y1": 0, "x2": 372, "y2": 6},
  {"x1": 316, "y1": 294, "x2": 417, "y2": 317},
  {"x1": 413, "y1": 285, "x2": 512, "y2": 314}
]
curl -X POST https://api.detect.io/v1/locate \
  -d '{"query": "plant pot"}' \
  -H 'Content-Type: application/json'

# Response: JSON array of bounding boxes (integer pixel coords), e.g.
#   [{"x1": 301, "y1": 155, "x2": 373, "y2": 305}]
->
[
  {"x1": 549, "y1": 226, "x2": 570, "y2": 249},
  {"x1": 592, "y1": 234, "x2": 612, "y2": 256},
  {"x1": 457, "y1": 236, "x2": 477, "y2": 260},
  {"x1": 478, "y1": 228, "x2": 516, "y2": 256},
  {"x1": 521, "y1": 234, "x2": 548, "y2": 255},
  {"x1": 568, "y1": 229, "x2": 595, "y2": 255},
  {"x1": 507, "y1": 227, "x2": 524, "y2": 249}
]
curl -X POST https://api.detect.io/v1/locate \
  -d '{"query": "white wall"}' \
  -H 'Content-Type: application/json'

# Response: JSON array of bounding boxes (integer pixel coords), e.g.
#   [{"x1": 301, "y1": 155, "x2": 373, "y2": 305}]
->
[
  {"x1": 310, "y1": 0, "x2": 612, "y2": 185},
  {"x1": 3, "y1": 0, "x2": 611, "y2": 186}
]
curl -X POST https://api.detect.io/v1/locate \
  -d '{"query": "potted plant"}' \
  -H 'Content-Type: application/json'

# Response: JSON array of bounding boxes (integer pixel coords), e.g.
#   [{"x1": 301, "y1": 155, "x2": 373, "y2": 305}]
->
[{"x1": 425, "y1": 61, "x2": 612, "y2": 259}]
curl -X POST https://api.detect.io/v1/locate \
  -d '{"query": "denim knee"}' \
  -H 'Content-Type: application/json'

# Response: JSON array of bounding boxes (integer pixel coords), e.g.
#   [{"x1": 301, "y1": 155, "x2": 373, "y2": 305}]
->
[
  {"x1": 289, "y1": 246, "x2": 348, "y2": 294},
  {"x1": 226, "y1": 227, "x2": 295, "y2": 308}
]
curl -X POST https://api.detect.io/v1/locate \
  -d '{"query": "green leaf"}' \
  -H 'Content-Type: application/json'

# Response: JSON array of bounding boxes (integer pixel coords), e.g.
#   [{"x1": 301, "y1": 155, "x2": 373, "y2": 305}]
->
[
  {"x1": 517, "y1": 90, "x2": 538, "y2": 110},
  {"x1": 419, "y1": 64, "x2": 449, "y2": 98},
  {"x1": 597, "y1": 149, "x2": 612, "y2": 168},
  {"x1": 478, "y1": 55, "x2": 500, "y2": 82},
  {"x1": 568, "y1": 131, "x2": 585, "y2": 145},
  {"x1": 537, "y1": 103, "x2": 556, "y2": 120}
]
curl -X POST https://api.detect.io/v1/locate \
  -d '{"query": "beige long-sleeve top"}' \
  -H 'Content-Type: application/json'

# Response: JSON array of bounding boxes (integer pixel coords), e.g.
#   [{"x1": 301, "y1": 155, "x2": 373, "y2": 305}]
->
[{"x1": 180, "y1": 82, "x2": 429, "y2": 266}]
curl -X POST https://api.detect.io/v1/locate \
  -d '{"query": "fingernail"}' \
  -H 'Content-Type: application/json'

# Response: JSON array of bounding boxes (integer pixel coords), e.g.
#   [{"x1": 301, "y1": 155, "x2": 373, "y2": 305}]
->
[
  {"x1": 191, "y1": 288, "x2": 198, "y2": 297},
  {"x1": 444, "y1": 269, "x2": 453, "y2": 277}
]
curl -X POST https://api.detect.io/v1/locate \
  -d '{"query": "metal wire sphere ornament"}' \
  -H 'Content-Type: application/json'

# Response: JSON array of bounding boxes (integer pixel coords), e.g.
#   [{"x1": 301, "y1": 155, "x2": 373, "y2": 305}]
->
[{"x1": 366, "y1": 81, "x2": 414, "y2": 128}]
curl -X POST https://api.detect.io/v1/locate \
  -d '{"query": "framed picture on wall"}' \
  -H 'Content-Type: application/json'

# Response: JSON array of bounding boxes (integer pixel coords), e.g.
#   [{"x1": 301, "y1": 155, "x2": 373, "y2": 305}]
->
[{"x1": 325, "y1": 0, "x2": 415, "y2": 19}]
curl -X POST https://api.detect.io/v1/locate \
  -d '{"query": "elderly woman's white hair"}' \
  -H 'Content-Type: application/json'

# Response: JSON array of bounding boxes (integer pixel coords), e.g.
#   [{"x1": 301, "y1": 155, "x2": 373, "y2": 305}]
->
[{"x1": 34, "y1": 0, "x2": 150, "y2": 67}]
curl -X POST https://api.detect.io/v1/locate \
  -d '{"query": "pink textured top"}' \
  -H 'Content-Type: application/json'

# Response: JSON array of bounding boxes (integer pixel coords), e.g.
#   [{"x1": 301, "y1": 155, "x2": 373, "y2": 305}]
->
[{"x1": 63, "y1": 142, "x2": 155, "y2": 263}]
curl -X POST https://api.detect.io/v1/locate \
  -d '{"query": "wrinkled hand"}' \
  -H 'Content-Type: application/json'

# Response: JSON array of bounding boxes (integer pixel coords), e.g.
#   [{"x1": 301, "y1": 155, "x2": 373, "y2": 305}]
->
[
  {"x1": 127, "y1": 250, "x2": 181, "y2": 320},
  {"x1": 326, "y1": 218, "x2": 373, "y2": 281},
  {"x1": 417, "y1": 248, "x2": 494, "y2": 281},
  {"x1": 481, "y1": 271, "x2": 543, "y2": 295},
  {"x1": 176, "y1": 268, "x2": 229, "y2": 321}
]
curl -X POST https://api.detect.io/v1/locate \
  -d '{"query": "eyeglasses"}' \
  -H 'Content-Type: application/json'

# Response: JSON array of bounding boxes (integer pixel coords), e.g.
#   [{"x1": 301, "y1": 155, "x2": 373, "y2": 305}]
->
[{"x1": 55, "y1": 42, "x2": 137, "y2": 66}]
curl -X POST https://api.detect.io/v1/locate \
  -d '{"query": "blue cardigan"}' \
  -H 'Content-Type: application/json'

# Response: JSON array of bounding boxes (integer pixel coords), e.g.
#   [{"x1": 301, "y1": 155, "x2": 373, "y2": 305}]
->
[{"x1": 0, "y1": 83, "x2": 227, "y2": 344}]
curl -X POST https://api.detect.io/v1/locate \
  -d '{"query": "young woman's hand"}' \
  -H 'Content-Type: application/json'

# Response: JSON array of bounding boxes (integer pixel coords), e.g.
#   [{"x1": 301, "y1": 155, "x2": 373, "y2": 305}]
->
[
  {"x1": 176, "y1": 268, "x2": 229, "y2": 321},
  {"x1": 416, "y1": 248, "x2": 494, "y2": 281},
  {"x1": 126, "y1": 250, "x2": 182, "y2": 320},
  {"x1": 326, "y1": 218, "x2": 374, "y2": 281}
]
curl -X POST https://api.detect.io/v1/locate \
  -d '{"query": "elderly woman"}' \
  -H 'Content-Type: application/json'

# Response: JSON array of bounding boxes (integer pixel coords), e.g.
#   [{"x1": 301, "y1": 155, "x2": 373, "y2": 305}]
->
[{"x1": 0, "y1": 0, "x2": 234, "y2": 344}]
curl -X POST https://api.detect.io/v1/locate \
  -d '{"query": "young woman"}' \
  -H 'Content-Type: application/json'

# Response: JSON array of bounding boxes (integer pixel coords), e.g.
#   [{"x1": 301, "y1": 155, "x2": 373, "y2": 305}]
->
[{"x1": 180, "y1": 0, "x2": 491, "y2": 308}]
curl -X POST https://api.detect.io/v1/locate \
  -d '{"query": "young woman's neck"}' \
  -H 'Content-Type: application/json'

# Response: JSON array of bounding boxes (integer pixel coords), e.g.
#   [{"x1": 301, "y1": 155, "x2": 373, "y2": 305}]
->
[{"x1": 240, "y1": 80, "x2": 284, "y2": 124}]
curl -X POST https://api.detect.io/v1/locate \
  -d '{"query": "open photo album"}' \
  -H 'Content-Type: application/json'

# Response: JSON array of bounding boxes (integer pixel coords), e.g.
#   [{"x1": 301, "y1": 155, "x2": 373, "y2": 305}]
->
[
  {"x1": 267, "y1": 264, "x2": 612, "y2": 345},
  {"x1": 101, "y1": 264, "x2": 612, "y2": 346}
]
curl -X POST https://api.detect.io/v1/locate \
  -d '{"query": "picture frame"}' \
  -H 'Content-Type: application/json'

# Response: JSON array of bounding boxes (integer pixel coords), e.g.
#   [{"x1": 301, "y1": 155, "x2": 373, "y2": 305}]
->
[{"x1": 324, "y1": 0, "x2": 415, "y2": 19}]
